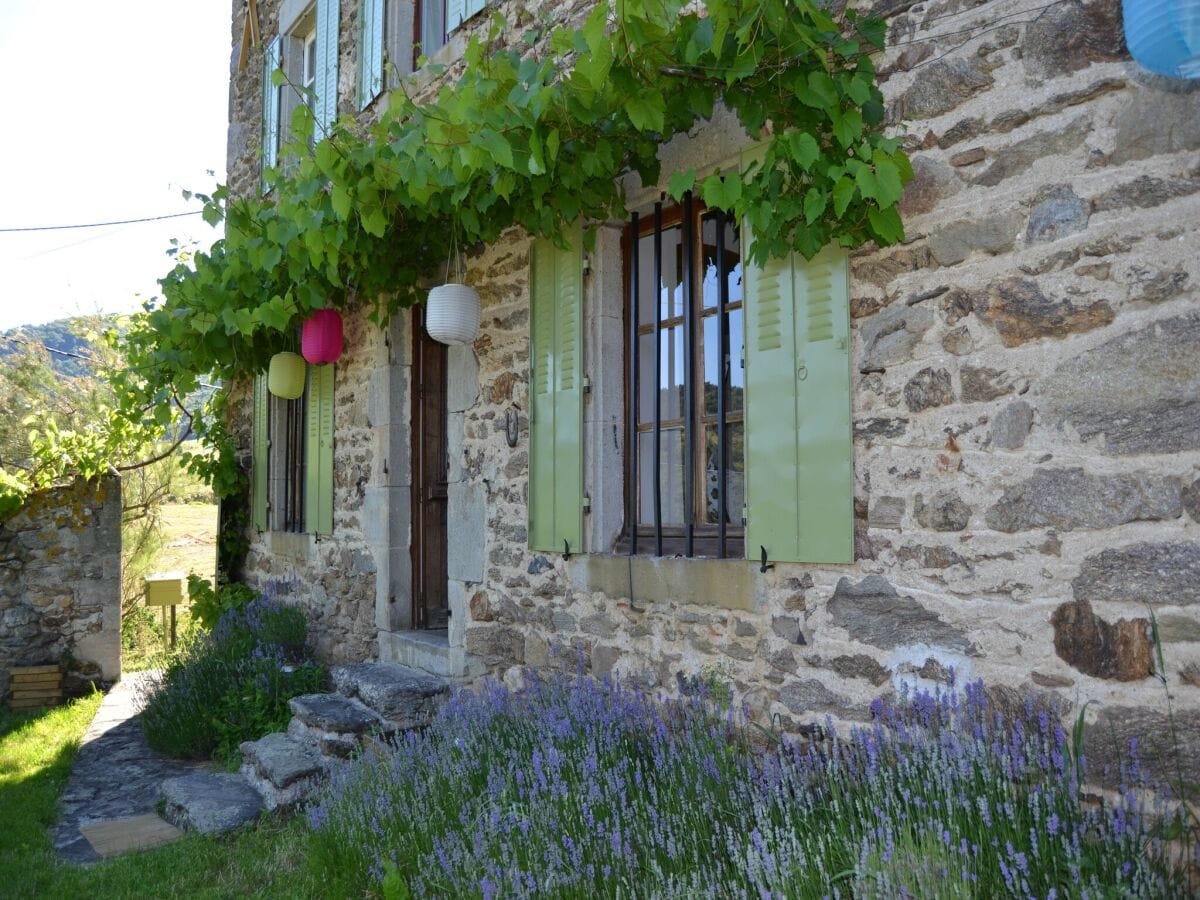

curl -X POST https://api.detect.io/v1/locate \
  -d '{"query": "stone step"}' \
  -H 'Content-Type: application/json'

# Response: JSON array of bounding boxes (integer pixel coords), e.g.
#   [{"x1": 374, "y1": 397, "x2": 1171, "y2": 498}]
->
[
  {"x1": 159, "y1": 773, "x2": 264, "y2": 835},
  {"x1": 239, "y1": 732, "x2": 328, "y2": 811},
  {"x1": 331, "y1": 662, "x2": 450, "y2": 730},
  {"x1": 286, "y1": 692, "x2": 394, "y2": 760}
]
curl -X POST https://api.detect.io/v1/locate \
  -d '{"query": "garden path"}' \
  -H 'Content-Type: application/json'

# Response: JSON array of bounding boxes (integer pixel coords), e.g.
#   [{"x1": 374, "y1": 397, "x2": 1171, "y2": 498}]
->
[{"x1": 52, "y1": 672, "x2": 211, "y2": 864}]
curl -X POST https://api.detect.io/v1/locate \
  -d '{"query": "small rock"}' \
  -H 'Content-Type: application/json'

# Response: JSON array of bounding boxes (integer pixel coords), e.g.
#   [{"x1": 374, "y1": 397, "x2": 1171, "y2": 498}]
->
[
  {"x1": 973, "y1": 118, "x2": 1092, "y2": 188},
  {"x1": 938, "y1": 117, "x2": 984, "y2": 148},
  {"x1": 1030, "y1": 671, "x2": 1075, "y2": 689},
  {"x1": 928, "y1": 212, "x2": 1021, "y2": 266},
  {"x1": 771, "y1": 616, "x2": 806, "y2": 645},
  {"x1": 160, "y1": 774, "x2": 263, "y2": 835},
  {"x1": 869, "y1": 496, "x2": 905, "y2": 530},
  {"x1": 991, "y1": 401, "x2": 1035, "y2": 450},
  {"x1": 1085, "y1": 706, "x2": 1200, "y2": 790},
  {"x1": 1051, "y1": 598, "x2": 1153, "y2": 681},
  {"x1": 903, "y1": 367, "x2": 955, "y2": 412},
  {"x1": 779, "y1": 678, "x2": 851, "y2": 715},
  {"x1": 1183, "y1": 479, "x2": 1200, "y2": 523},
  {"x1": 1110, "y1": 86, "x2": 1200, "y2": 165},
  {"x1": 900, "y1": 59, "x2": 993, "y2": 120},
  {"x1": 859, "y1": 303, "x2": 935, "y2": 372},
  {"x1": 1026, "y1": 184, "x2": 1089, "y2": 243},
  {"x1": 734, "y1": 619, "x2": 757, "y2": 637},
  {"x1": 961, "y1": 365, "x2": 1013, "y2": 403},
  {"x1": 827, "y1": 575, "x2": 975, "y2": 653},
  {"x1": 973, "y1": 277, "x2": 1113, "y2": 347},
  {"x1": 985, "y1": 468, "x2": 1180, "y2": 533},
  {"x1": 941, "y1": 326, "x2": 974, "y2": 356},
  {"x1": 1039, "y1": 312, "x2": 1200, "y2": 455},
  {"x1": 915, "y1": 491, "x2": 972, "y2": 532},
  {"x1": 1090, "y1": 175, "x2": 1200, "y2": 213},
  {"x1": 591, "y1": 645, "x2": 621, "y2": 677},
  {"x1": 949, "y1": 147, "x2": 986, "y2": 166},
  {"x1": 1073, "y1": 541, "x2": 1200, "y2": 607},
  {"x1": 527, "y1": 555, "x2": 552, "y2": 575},
  {"x1": 1022, "y1": 0, "x2": 1126, "y2": 78},
  {"x1": 808, "y1": 653, "x2": 891, "y2": 686},
  {"x1": 898, "y1": 156, "x2": 963, "y2": 217}
]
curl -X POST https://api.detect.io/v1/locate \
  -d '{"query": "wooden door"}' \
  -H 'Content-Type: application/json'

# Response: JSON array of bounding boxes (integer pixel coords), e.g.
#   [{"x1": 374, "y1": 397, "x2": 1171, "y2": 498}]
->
[{"x1": 411, "y1": 306, "x2": 450, "y2": 630}]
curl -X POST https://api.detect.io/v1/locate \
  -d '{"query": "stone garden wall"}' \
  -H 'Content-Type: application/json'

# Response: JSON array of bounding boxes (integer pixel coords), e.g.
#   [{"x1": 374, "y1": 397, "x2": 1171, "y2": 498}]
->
[
  {"x1": 0, "y1": 477, "x2": 122, "y2": 699},
  {"x1": 225, "y1": 0, "x2": 1200, "y2": 782}
]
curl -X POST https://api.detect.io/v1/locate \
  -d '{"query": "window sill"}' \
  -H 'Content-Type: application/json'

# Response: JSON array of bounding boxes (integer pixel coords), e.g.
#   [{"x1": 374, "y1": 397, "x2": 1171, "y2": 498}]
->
[
  {"x1": 268, "y1": 530, "x2": 312, "y2": 560},
  {"x1": 566, "y1": 553, "x2": 758, "y2": 612}
]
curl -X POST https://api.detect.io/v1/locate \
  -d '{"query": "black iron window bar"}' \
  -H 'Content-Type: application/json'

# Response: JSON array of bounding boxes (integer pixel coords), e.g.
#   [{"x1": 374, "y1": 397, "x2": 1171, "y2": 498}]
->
[
  {"x1": 283, "y1": 396, "x2": 306, "y2": 532},
  {"x1": 628, "y1": 194, "x2": 740, "y2": 560}
]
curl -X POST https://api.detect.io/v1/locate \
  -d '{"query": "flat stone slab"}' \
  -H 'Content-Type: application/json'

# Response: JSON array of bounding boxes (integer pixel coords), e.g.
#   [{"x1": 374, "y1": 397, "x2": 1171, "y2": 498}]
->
[
  {"x1": 160, "y1": 773, "x2": 264, "y2": 835},
  {"x1": 288, "y1": 692, "x2": 381, "y2": 735},
  {"x1": 331, "y1": 662, "x2": 450, "y2": 728},
  {"x1": 240, "y1": 732, "x2": 326, "y2": 789},
  {"x1": 79, "y1": 814, "x2": 181, "y2": 858},
  {"x1": 52, "y1": 673, "x2": 211, "y2": 865}
]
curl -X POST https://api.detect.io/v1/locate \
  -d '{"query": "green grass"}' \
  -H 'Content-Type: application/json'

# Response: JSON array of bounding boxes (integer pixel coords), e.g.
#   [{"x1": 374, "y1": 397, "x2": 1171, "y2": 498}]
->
[{"x1": 0, "y1": 695, "x2": 321, "y2": 899}]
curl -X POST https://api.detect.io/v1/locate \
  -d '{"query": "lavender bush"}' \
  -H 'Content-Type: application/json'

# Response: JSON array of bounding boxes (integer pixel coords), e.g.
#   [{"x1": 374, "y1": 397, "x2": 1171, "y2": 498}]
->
[
  {"x1": 306, "y1": 671, "x2": 1189, "y2": 898},
  {"x1": 140, "y1": 595, "x2": 324, "y2": 764}
]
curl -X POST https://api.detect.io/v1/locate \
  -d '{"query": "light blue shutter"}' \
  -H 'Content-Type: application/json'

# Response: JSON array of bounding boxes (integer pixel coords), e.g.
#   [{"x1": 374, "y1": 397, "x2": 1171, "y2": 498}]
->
[
  {"x1": 464, "y1": 0, "x2": 487, "y2": 21},
  {"x1": 261, "y1": 36, "x2": 282, "y2": 184},
  {"x1": 446, "y1": 0, "x2": 467, "y2": 33},
  {"x1": 528, "y1": 224, "x2": 584, "y2": 553},
  {"x1": 315, "y1": 0, "x2": 340, "y2": 136},
  {"x1": 305, "y1": 364, "x2": 335, "y2": 535},
  {"x1": 358, "y1": 0, "x2": 383, "y2": 109},
  {"x1": 743, "y1": 241, "x2": 853, "y2": 564},
  {"x1": 251, "y1": 375, "x2": 270, "y2": 531}
]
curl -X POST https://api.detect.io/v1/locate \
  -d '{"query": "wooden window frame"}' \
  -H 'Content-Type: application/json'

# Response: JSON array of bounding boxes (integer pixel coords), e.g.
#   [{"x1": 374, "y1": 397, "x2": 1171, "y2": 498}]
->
[{"x1": 621, "y1": 195, "x2": 745, "y2": 559}]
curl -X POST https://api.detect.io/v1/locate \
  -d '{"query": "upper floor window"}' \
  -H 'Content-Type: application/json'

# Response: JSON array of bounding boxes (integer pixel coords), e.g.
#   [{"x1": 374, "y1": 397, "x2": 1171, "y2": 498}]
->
[{"x1": 625, "y1": 196, "x2": 746, "y2": 559}]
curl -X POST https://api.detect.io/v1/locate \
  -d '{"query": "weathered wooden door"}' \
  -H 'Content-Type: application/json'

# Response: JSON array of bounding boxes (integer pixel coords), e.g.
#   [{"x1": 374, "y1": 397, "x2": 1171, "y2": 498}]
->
[{"x1": 411, "y1": 306, "x2": 449, "y2": 630}]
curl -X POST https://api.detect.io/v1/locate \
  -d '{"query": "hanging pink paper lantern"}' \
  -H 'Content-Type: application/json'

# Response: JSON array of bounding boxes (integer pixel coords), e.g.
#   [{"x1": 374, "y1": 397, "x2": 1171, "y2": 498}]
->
[{"x1": 301, "y1": 309, "x2": 344, "y2": 364}]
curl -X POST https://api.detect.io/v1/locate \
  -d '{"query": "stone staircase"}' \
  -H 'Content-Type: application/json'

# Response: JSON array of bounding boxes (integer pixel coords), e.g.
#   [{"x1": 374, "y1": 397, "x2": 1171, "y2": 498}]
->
[{"x1": 159, "y1": 663, "x2": 450, "y2": 833}]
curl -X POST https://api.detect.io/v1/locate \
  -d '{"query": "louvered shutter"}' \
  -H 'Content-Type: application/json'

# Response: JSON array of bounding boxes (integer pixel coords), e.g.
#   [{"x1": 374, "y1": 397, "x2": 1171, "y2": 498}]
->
[
  {"x1": 528, "y1": 223, "x2": 583, "y2": 554},
  {"x1": 251, "y1": 375, "x2": 270, "y2": 531},
  {"x1": 446, "y1": 0, "x2": 467, "y2": 33},
  {"x1": 463, "y1": 0, "x2": 486, "y2": 21},
  {"x1": 261, "y1": 36, "x2": 282, "y2": 184},
  {"x1": 358, "y1": 0, "x2": 383, "y2": 109},
  {"x1": 315, "y1": 0, "x2": 340, "y2": 135},
  {"x1": 305, "y1": 364, "x2": 335, "y2": 535},
  {"x1": 743, "y1": 238, "x2": 853, "y2": 564}
]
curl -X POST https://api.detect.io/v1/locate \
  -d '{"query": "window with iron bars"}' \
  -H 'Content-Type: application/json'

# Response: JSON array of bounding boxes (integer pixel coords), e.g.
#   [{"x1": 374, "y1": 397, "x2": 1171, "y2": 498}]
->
[
  {"x1": 624, "y1": 193, "x2": 746, "y2": 559},
  {"x1": 269, "y1": 394, "x2": 307, "y2": 533}
]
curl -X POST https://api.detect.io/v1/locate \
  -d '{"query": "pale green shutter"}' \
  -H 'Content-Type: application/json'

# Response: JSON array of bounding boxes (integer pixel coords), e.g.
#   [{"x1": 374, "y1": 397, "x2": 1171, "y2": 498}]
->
[
  {"x1": 528, "y1": 223, "x2": 583, "y2": 553},
  {"x1": 358, "y1": 0, "x2": 384, "y2": 109},
  {"x1": 305, "y1": 364, "x2": 335, "y2": 535},
  {"x1": 251, "y1": 375, "x2": 270, "y2": 531},
  {"x1": 743, "y1": 242, "x2": 853, "y2": 564},
  {"x1": 315, "y1": 0, "x2": 340, "y2": 135},
  {"x1": 261, "y1": 36, "x2": 282, "y2": 184}
]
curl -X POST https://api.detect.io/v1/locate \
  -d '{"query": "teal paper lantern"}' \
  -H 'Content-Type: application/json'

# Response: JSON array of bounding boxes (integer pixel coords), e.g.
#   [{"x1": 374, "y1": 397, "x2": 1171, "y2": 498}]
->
[{"x1": 1124, "y1": 0, "x2": 1200, "y2": 78}]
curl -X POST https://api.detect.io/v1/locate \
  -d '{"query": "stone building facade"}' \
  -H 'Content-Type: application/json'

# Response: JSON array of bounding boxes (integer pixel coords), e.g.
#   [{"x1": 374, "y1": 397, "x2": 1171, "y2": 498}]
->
[
  {"x1": 0, "y1": 477, "x2": 122, "y2": 699},
  {"x1": 225, "y1": 0, "x2": 1200, "y2": 777}
]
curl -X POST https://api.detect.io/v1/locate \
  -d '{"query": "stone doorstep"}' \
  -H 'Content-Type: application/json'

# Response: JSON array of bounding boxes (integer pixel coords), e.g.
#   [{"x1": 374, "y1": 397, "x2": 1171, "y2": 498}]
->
[
  {"x1": 330, "y1": 662, "x2": 451, "y2": 728},
  {"x1": 159, "y1": 773, "x2": 264, "y2": 835},
  {"x1": 288, "y1": 692, "x2": 384, "y2": 735},
  {"x1": 239, "y1": 732, "x2": 327, "y2": 790}
]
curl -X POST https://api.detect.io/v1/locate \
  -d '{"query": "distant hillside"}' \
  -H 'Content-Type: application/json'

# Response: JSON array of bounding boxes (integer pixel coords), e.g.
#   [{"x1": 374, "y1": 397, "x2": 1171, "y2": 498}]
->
[{"x1": 0, "y1": 317, "x2": 113, "y2": 378}]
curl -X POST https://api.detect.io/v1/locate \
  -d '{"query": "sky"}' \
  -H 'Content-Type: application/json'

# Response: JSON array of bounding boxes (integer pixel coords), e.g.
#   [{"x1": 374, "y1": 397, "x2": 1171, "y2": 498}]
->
[{"x1": 0, "y1": 2, "x2": 231, "y2": 331}]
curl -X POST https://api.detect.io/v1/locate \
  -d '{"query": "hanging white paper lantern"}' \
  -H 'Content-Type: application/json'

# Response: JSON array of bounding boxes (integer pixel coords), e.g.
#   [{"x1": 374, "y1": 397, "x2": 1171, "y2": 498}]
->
[
  {"x1": 1123, "y1": 0, "x2": 1200, "y2": 79},
  {"x1": 425, "y1": 283, "x2": 481, "y2": 346}
]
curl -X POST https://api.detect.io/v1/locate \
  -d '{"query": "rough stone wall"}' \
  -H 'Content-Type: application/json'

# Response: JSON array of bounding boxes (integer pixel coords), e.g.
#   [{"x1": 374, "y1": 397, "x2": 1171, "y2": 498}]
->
[
  {"x1": 0, "y1": 478, "x2": 122, "y2": 698},
  {"x1": 224, "y1": 0, "x2": 1200, "y2": 780}
]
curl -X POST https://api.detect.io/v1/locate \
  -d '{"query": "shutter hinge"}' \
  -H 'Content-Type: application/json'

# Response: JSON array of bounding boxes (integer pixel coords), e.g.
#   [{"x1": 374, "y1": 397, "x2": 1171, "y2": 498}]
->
[
  {"x1": 582, "y1": 375, "x2": 591, "y2": 394},
  {"x1": 741, "y1": 505, "x2": 748, "y2": 527},
  {"x1": 582, "y1": 254, "x2": 592, "y2": 277},
  {"x1": 582, "y1": 495, "x2": 591, "y2": 514}
]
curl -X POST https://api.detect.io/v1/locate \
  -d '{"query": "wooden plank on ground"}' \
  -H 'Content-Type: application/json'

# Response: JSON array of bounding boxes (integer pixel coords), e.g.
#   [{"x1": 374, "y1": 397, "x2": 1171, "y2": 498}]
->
[
  {"x1": 10, "y1": 665, "x2": 61, "y2": 675},
  {"x1": 80, "y1": 815, "x2": 182, "y2": 859}
]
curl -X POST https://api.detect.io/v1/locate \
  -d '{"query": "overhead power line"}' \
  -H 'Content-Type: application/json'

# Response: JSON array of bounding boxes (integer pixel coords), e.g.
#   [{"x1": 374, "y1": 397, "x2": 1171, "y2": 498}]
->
[{"x1": 0, "y1": 210, "x2": 204, "y2": 234}]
